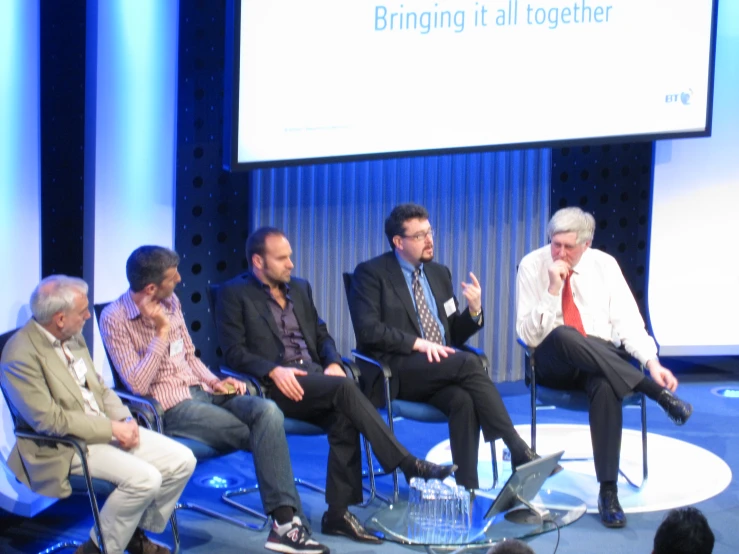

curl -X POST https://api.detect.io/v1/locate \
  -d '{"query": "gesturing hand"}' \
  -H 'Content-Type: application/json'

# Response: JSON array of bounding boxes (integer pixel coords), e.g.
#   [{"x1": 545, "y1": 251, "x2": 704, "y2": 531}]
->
[
  {"x1": 413, "y1": 338, "x2": 456, "y2": 363},
  {"x1": 461, "y1": 272, "x2": 482, "y2": 314},
  {"x1": 269, "y1": 366, "x2": 308, "y2": 402}
]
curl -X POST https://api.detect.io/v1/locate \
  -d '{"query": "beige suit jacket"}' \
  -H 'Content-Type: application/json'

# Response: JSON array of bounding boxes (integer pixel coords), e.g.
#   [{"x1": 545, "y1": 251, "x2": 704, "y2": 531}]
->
[{"x1": 0, "y1": 320, "x2": 131, "y2": 497}]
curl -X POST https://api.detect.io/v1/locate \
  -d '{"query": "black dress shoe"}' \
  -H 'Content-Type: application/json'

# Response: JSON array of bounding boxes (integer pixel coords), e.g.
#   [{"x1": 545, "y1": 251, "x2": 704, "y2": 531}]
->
[
  {"x1": 658, "y1": 390, "x2": 692, "y2": 425},
  {"x1": 405, "y1": 458, "x2": 458, "y2": 482},
  {"x1": 321, "y1": 510, "x2": 382, "y2": 544},
  {"x1": 511, "y1": 445, "x2": 564, "y2": 476},
  {"x1": 598, "y1": 489, "x2": 626, "y2": 528}
]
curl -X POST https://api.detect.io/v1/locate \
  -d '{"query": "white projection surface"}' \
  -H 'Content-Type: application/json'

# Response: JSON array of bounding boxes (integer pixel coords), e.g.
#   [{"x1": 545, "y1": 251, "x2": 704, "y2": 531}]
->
[
  {"x1": 233, "y1": 0, "x2": 716, "y2": 166},
  {"x1": 649, "y1": 0, "x2": 739, "y2": 356}
]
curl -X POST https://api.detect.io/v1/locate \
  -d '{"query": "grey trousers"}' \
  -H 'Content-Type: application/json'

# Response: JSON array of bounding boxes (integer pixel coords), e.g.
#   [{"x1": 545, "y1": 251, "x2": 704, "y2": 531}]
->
[{"x1": 70, "y1": 427, "x2": 196, "y2": 554}]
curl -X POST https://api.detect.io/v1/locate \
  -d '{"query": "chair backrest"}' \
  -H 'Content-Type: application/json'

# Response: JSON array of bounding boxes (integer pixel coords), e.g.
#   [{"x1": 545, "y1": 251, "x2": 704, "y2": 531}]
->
[
  {"x1": 93, "y1": 302, "x2": 128, "y2": 391},
  {"x1": 341, "y1": 272, "x2": 359, "y2": 342},
  {"x1": 206, "y1": 284, "x2": 219, "y2": 321},
  {"x1": 0, "y1": 328, "x2": 22, "y2": 428}
]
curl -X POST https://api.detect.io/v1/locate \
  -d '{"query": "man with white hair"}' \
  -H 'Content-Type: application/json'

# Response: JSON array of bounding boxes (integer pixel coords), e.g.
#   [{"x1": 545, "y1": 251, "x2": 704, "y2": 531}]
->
[
  {"x1": 0, "y1": 275, "x2": 196, "y2": 554},
  {"x1": 516, "y1": 207, "x2": 692, "y2": 529}
]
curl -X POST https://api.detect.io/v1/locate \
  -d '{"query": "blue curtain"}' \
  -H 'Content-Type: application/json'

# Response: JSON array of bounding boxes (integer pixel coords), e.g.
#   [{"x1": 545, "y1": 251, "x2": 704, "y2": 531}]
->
[{"x1": 250, "y1": 150, "x2": 550, "y2": 381}]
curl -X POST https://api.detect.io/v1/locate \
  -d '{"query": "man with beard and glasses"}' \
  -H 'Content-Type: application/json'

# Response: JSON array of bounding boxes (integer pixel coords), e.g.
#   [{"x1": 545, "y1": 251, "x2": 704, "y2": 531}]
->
[
  {"x1": 348, "y1": 203, "x2": 550, "y2": 492},
  {"x1": 100, "y1": 246, "x2": 329, "y2": 554},
  {"x1": 214, "y1": 227, "x2": 456, "y2": 545}
]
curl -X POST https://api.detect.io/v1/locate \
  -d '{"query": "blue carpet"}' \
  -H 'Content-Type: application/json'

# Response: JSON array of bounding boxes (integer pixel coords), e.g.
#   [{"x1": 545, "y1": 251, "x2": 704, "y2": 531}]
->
[{"x1": 2, "y1": 372, "x2": 738, "y2": 553}]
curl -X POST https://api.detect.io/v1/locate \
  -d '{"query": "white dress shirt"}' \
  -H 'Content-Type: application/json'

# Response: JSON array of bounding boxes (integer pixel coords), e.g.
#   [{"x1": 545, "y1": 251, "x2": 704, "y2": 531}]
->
[{"x1": 516, "y1": 245, "x2": 658, "y2": 366}]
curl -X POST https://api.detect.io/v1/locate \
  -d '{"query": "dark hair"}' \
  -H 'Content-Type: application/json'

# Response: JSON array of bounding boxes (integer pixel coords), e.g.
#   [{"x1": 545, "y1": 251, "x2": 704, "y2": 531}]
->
[
  {"x1": 245, "y1": 226, "x2": 286, "y2": 268},
  {"x1": 653, "y1": 507, "x2": 714, "y2": 554},
  {"x1": 384, "y1": 203, "x2": 429, "y2": 249},
  {"x1": 486, "y1": 538, "x2": 535, "y2": 554},
  {"x1": 126, "y1": 246, "x2": 180, "y2": 292}
]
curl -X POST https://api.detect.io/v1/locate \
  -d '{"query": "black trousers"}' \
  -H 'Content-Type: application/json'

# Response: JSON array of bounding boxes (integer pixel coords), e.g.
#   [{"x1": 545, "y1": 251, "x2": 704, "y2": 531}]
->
[
  {"x1": 267, "y1": 371, "x2": 409, "y2": 507},
  {"x1": 392, "y1": 350, "x2": 518, "y2": 490},
  {"x1": 533, "y1": 326, "x2": 646, "y2": 483}
]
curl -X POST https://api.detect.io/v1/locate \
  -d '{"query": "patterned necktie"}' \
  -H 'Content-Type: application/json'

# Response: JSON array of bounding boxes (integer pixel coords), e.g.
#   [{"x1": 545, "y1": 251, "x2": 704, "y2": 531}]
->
[
  {"x1": 561, "y1": 270, "x2": 586, "y2": 336},
  {"x1": 412, "y1": 268, "x2": 443, "y2": 344}
]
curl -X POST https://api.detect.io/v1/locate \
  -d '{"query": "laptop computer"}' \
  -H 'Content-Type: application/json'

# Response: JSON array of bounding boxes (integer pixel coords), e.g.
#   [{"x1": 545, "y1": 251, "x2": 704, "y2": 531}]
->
[{"x1": 484, "y1": 450, "x2": 565, "y2": 521}]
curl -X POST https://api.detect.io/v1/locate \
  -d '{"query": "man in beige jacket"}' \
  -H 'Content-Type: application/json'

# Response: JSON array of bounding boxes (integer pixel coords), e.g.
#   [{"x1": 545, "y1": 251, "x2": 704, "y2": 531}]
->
[{"x1": 0, "y1": 275, "x2": 196, "y2": 554}]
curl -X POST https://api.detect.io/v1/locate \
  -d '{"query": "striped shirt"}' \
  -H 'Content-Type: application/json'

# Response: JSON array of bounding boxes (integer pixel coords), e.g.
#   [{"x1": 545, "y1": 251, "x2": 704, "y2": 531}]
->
[{"x1": 99, "y1": 291, "x2": 221, "y2": 411}]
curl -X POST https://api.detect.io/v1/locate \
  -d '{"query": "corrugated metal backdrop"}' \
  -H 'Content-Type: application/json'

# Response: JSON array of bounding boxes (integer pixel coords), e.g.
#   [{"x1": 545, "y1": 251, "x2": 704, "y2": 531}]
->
[{"x1": 249, "y1": 150, "x2": 550, "y2": 381}]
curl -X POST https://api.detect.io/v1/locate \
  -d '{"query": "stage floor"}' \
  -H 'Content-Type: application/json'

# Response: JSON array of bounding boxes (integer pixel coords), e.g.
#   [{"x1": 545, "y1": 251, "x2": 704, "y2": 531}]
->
[{"x1": 2, "y1": 373, "x2": 739, "y2": 553}]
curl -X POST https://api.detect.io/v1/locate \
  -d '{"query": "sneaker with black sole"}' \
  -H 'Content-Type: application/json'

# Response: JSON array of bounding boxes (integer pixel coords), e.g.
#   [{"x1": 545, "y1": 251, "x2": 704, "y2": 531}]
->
[{"x1": 265, "y1": 517, "x2": 330, "y2": 554}]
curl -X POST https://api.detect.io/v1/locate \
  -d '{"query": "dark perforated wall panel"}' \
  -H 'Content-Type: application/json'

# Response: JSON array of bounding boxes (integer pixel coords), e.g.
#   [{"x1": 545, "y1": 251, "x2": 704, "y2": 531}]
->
[
  {"x1": 175, "y1": 0, "x2": 250, "y2": 369},
  {"x1": 551, "y1": 143, "x2": 653, "y2": 320}
]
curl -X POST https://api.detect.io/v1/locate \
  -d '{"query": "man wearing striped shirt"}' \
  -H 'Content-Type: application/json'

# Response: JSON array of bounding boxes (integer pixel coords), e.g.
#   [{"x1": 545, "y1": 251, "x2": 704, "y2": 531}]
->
[{"x1": 100, "y1": 246, "x2": 329, "y2": 554}]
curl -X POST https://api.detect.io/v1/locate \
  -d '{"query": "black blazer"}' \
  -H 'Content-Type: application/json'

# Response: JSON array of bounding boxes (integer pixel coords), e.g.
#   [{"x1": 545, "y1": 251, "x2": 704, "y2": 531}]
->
[
  {"x1": 215, "y1": 272, "x2": 342, "y2": 386},
  {"x1": 348, "y1": 251, "x2": 482, "y2": 403}
]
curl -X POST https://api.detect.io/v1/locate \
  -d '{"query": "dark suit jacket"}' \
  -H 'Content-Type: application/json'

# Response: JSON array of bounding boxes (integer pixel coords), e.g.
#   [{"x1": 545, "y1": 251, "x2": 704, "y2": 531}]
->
[
  {"x1": 348, "y1": 251, "x2": 482, "y2": 404},
  {"x1": 215, "y1": 272, "x2": 343, "y2": 387}
]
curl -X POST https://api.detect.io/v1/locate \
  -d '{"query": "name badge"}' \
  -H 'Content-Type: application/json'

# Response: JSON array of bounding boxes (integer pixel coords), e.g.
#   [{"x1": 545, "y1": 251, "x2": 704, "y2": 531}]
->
[
  {"x1": 170, "y1": 338, "x2": 184, "y2": 357},
  {"x1": 72, "y1": 358, "x2": 88, "y2": 383},
  {"x1": 443, "y1": 297, "x2": 457, "y2": 317}
]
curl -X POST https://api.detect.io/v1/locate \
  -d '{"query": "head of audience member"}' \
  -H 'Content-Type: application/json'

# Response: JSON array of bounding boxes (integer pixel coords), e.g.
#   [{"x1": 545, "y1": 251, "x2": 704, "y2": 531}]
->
[
  {"x1": 547, "y1": 206, "x2": 596, "y2": 269},
  {"x1": 485, "y1": 538, "x2": 535, "y2": 554},
  {"x1": 653, "y1": 507, "x2": 714, "y2": 554},
  {"x1": 385, "y1": 203, "x2": 433, "y2": 267},
  {"x1": 30, "y1": 275, "x2": 91, "y2": 341},
  {"x1": 126, "y1": 245, "x2": 181, "y2": 300},
  {"x1": 246, "y1": 226, "x2": 293, "y2": 288}
]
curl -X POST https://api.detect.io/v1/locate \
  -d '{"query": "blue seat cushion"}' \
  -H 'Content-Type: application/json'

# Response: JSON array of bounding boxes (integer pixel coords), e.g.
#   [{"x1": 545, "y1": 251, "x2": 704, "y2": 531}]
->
[
  {"x1": 284, "y1": 418, "x2": 325, "y2": 436},
  {"x1": 173, "y1": 436, "x2": 231, "y2": 461},
  {"x1": 69, "y1": 475, "x2": 116, "y2": 496},
  {"x1": 536, "y1": 385, "x2": 643, "y2": 412},
  {"x1": 390, "y1": 400, "x2": 447, "y2": 423}
]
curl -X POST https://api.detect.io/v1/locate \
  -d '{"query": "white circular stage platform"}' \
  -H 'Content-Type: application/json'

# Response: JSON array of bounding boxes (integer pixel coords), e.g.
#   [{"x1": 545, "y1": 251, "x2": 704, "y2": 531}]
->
[{"x1": 426, "y1": 424, "x2": 731, "y2": 514}]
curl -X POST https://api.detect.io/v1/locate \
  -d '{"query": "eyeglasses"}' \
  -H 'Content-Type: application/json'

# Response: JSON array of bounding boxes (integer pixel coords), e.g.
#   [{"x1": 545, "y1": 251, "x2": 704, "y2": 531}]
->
[{"x1": 401, "y1": 228, "x2": 434, "y2": 242}]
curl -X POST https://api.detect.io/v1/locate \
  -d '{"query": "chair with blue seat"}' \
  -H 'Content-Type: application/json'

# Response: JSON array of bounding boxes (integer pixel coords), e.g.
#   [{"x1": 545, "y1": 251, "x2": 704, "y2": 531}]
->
[
  {"x1": 206, "y1": 284, "x2": 384, "y2": 508},
  {"x1": 0, "y1": 327, "x2": 179, "y2": 554},
  {"x1": 517, "y1": 337, "x2": 648, "y2": 488},
  {"x1": 93, "y1": 303, "x2": 270, "y2": 531},
  {"x1": 342, "y1": 272, "x2": 499, "y2": 502}
]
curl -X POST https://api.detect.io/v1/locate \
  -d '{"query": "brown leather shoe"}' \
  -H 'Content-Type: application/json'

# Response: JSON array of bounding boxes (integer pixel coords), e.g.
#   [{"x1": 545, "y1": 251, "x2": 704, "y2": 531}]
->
[
  {"x1": 73, "y1": 539, "x2": 100, "y2": 554},
  {"x1": 321, "y1": 510, "x2": 382, "y2": 544},
  {"x1": 126, "y1": 528, "x2": 171, "y2": 554}
]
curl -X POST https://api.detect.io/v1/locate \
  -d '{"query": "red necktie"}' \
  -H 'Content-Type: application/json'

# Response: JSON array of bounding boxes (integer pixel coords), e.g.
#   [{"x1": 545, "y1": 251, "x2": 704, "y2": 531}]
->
[{"x1": 561, "y1": 271, "x2": 586, "y2": 336}]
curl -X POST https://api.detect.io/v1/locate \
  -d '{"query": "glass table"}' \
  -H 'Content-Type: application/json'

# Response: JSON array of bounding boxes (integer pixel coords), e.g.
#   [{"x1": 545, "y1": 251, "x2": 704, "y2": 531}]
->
[{"x1": 364, "y1": 489, "x2": 586, "y2": 553}]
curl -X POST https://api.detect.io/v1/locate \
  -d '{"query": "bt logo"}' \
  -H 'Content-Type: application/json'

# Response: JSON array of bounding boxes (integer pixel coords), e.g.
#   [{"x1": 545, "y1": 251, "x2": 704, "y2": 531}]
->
[{"x1": 665, "y1": 89, "x2": 693, "y2": 105}]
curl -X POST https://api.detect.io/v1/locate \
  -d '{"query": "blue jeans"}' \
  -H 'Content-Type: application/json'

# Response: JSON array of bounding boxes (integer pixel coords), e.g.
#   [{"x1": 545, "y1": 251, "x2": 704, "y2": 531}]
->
[{"x1": 164, "y1": 386, "x2": 302, "y2": 517}]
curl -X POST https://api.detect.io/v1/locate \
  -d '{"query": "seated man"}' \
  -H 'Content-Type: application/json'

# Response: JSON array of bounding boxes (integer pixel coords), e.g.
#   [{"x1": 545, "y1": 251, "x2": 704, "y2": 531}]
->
[
  {"x1": 653, "y1": 507, "x2": 714, "y2": 554},
  {"x1": 516, "y1": 207, "x2": 693, "y2": 528},
  {"x1": 348, "y1": 203, "x2": 545, "y2": 492},
  {"x1": 215, "y1": 227, "x2": 457, "y2": 544},
  {"x1": 99, "y1": 246, "x2": 329, "y2": 554},
  {"x1": 1, "y1": 275, "x2": 196, "y2": 554}
]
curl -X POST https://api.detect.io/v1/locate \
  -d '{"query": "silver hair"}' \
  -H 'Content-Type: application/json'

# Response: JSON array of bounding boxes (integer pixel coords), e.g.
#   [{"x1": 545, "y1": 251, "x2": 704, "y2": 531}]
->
[
  {"x1": 30, "y1": 275, "x2": 89, "y2": 324},
  {"x1": 547, "y1": 207, "x2": 596, "y2": 244}
]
